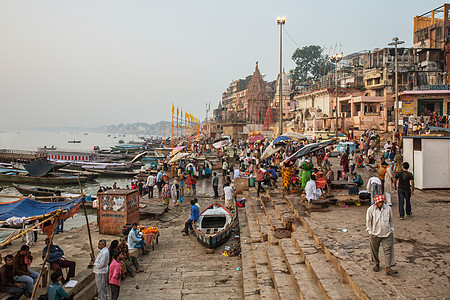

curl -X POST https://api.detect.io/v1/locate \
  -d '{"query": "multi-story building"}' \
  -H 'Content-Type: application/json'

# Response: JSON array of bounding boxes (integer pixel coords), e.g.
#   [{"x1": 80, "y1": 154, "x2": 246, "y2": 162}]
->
[{"x1": 399, "y1": 4, "x2": 450, "y2": 118}]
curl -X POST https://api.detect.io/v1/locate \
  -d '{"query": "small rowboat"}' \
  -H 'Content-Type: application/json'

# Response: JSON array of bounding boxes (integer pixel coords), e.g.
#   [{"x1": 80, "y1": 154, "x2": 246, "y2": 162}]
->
[
  {"x1": 12, "y1": 183, "x2": 62, "y2": 197},
  {"x1": 193, "y1": 203, "x2": 235, "y2": 249}
]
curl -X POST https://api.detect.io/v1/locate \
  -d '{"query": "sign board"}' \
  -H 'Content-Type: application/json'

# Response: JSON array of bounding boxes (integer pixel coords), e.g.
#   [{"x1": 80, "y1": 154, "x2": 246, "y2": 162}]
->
[
  {"x1": 401, "y1": 96, "x2": 414, "y2": 115},
  {"x1": 430, "y1": 85, "x2": 450, "y2": 90}
]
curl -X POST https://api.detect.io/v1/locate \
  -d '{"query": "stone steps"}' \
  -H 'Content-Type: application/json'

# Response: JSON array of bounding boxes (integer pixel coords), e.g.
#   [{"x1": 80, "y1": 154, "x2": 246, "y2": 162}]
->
[
  {"x1": 280, "y1": 193, "x2": 372, "y2": 299},
  {"x1": 248, "y1": 190, "x2": 302, "y2": 299},
  {"x1": 266, "y1": 192, "x2": 358, "y2": 299},
  {"x1": 291, "y1": 229, "x2": 356, "y2": 300},
  {"x1": 253, "y1": 242, "x2": 278, "y2": 300},
  {"x1": 243, "y1": 191, "x2": 277, "y2": 300},
  {"x1": 279, "y1": 239, "x2": 323, "y2": 300},
  {"x1": 241, "y1": 186, "x2": 367, "y2": 299},
  {"x1": 238, "y1": 206, "x2": 261, "y2": 300},
  {"x1": 258, "y1": 195, "x2": 285, "y2": 231}
]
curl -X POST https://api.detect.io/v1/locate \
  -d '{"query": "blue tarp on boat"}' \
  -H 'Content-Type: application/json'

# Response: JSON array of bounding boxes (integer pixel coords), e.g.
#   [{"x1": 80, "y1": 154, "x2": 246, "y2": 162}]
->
[{"x1": 0, "y1": 196, "x2": 84, "y2": 221}]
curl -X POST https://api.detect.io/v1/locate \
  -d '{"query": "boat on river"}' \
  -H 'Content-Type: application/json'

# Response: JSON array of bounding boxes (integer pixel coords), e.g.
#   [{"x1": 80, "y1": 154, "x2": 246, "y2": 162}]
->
[
  {"x1": 12, "y1": 183, "x2": 62, "y2": 197},
  {"x1": 82, "y1": 168, "x2": 138, "y2": 177},
  {"x1": 193, "y1": 203, "x2": 235, "y2": 249},
  {"x1": 68, "y1": 140, "x2": 81, "y2": 143},
  {"x1": 0, "y1": 168, "x2": 88, "y2": 185}
]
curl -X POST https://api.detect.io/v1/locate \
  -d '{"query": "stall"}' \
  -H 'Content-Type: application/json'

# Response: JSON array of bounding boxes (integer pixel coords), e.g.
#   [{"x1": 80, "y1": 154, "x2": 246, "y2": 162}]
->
[
  {"x1": 403, "y1": 136, "x2": 450, "y2": 189},
  {"x1": 97, "y1": 189, "x2": 139, "y2": 235}
]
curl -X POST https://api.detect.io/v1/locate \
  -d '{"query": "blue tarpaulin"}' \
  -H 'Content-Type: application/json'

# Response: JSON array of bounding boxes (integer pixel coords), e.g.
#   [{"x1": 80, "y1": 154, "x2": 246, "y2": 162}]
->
[{"x1": 0, "y1": 196, "x2": 84, "y2": 221}]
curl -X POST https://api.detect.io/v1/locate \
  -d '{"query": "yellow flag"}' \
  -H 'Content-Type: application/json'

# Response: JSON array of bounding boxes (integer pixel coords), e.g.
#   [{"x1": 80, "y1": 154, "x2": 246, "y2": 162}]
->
[{"x1": 171, "y1": 103, "x2": 174, "y2": 115}]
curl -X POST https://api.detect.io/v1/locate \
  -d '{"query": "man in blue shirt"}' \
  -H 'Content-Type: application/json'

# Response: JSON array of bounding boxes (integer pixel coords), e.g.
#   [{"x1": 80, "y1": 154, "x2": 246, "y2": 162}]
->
[
  {"x1": 183, "y1": 200, "x2": 199, "y2": 236},
  {"x1": 42, "y1": 238, "x2": 76, "y2": 284},
  {"x1": 47, "y1": 271, "x2": 70, "y2": 300},
  {"x1": 127, "y1": 223, "x2": 149, "y2": 255},
  {"x1": 156, "y1": 170, "x2": 164, "y2": 195},
  {"x1": 267, "y1": 167, "x2": 278, "y2": 189}
]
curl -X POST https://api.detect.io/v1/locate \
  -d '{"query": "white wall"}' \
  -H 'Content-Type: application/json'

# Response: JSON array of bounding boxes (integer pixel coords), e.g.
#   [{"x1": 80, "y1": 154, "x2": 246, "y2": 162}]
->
[{"x1": 404, "y1": 137, "x2": 450, "y2": 189}]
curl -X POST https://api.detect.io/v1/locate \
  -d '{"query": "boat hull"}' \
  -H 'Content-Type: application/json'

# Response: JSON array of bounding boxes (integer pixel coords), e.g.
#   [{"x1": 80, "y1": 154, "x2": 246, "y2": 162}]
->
[
  {"x1": 12, "y1": 183, "x2": 61, "y2": 197},
  {"x1": 193, "y1": 203, "x2": 236, "y2": 249},
  {"x1": 0, "y1": 174, "x2": 88, "y2": 185}
]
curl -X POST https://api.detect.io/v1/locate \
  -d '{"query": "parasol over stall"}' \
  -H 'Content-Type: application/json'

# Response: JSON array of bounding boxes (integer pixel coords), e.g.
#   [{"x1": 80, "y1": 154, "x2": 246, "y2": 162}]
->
[
  {"x1": 212, "y1": 139, "x2": 231, "y2": 149},
  {"x1": 260, "y1": 135, "x2": 294, "y2": 160},
  {"x1": 170, "y1": 146, "x2": 186, "y2": 155},
  {"x1": 248, "y1": 135, "x2": 265, "y2": 144},
  {"x1": 282, "y1": 139, "x2": 337, "y2": 163},
  {"x1": 281, "y1": 132, "x2": 311, "y2": 141},
  {"x1": 168, "y1": 152, "x2": 191, "y2": 165},
  {"x1": 130, "y1": 151, "x2": 148, "y2": 164}
]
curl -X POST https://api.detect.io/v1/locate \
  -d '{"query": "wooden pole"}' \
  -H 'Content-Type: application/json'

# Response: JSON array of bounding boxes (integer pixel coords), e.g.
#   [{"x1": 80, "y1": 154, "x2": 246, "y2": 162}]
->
[
  {"x1": 30, "y1": 216, "x2": 57, "y2": 300},
  {"x1": 82, "y1": 199, "x2": 95, "y2": 262}
]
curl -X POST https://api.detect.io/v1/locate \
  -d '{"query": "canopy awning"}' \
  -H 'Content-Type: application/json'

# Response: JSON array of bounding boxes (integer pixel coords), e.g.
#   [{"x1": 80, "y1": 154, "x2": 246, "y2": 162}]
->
[{"x1": 0, "y1": 196, "x2": 84, "y2": 221}]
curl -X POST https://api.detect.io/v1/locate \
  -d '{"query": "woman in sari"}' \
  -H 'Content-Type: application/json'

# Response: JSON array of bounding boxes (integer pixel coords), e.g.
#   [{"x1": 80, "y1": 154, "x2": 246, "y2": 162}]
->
[{"x1": 301, "y1": 160, "x2": 313, "y2": 190}]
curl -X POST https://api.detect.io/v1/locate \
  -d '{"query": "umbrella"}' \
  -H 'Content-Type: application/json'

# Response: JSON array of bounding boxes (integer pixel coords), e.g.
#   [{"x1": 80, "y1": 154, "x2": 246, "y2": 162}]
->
[
  {"x1": 283, "y1": 139, "x2": 337, "y2": 163},
  {"x1": 248, "y1": 135, "x2": 265, "y2": 144},
  {"x1": 281, "y1": 132, "x2": 311, "y2": 141},
  {"x1": 168, "y1": 152, "x2": 191, "y2": 164},
  {"x1": 213, "y1": 139, "x2": 231, "y2": 149},
  {"x1": 260, "y1": 145, "x2": 284, "y2": 160},
  {"x1": 130, "y1": 151, "x2": 147, "y2": 164},
  {"x1": 170, "y1": 146, "x2": 186, "y2": 155},
  {"x1": 272, "y1": 135, "x2": 292, "y2": 145}
]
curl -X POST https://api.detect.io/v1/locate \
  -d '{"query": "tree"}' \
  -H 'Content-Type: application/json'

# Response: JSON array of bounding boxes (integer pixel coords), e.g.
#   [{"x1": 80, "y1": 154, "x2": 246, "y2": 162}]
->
[{"x1": 290, "y1": 45, "x2": 333, "y2": 88}]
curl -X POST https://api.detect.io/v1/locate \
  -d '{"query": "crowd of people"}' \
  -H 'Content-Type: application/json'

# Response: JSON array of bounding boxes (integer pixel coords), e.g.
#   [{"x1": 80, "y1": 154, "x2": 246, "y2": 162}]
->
[
  {"x1": 404, "y1": 112, "x2": 449, "y2": 136},
  {"x1": 0, "y1": 240, "x2": 76, "y2": 300}
]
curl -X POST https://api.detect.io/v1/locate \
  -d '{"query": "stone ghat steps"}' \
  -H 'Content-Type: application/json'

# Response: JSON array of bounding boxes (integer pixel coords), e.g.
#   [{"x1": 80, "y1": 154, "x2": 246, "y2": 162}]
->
[
  {"x1": 241, "y1": 190, "x2": 322, "y2": 300},
  {"x1": 239, "y1": 184, "x2": 378, "y2": 300},
  {"x1": 264, "y1": 191, "x2": 356, "y2": 299}
]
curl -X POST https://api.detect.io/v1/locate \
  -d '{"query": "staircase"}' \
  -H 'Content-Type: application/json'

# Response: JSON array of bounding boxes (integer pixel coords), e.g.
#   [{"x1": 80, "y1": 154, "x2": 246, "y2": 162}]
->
[{"x1": 238, "y1": 186, "x2": 370, "y2": 300}]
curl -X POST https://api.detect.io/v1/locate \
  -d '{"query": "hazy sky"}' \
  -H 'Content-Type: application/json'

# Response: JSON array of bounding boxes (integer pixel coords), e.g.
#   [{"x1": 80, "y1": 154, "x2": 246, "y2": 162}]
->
[{"x1": 0, "y1": 0, "x2": 440, "y2": 128}]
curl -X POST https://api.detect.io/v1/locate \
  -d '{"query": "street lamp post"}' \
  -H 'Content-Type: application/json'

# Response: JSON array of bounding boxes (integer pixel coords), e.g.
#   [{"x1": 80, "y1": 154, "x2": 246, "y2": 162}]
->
[
  {"x1": 277, "y1": 17, "x2": 286, "y2": 135},
  {"x1": 388, "y1": 37, "x2": 404, "y2": 133},
  {"x1": 331, "y1": 53, "x2": 343, "y2": 137}
]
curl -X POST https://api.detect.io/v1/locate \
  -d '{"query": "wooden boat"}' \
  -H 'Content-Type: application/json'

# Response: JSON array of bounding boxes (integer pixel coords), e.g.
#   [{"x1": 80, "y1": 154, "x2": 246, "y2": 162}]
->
[
  {"x1": 68, "y1": 140, "x2": 81, "y2": 143},
  {"x1": 0, "y1": 169, "x2": 88, "y2": 185},
  {"x1": 82, "y1": 168, "x2": 138, "y2": 177},
  {"x1": 12, "y1": 183, "x2": 62, "y2": 197},
  {"x1": 56, "y1": 169, "x2": 100, "y2": 180},
  {"x1": 193, "y1": 203, "x2": 235, "y2": 249}
]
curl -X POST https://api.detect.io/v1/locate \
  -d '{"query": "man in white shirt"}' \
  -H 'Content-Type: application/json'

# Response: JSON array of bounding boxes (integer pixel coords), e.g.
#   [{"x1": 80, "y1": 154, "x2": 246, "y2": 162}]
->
[
  {"x1": 305, "y1": 174, "x2": 322, "y2": 202},
  {"x1": 223, "y1": 182, "x2": 234, "y2": 209},
  {"x1": 367, "y1": 176, "x2": 382, "y2": 205},
  {"x1": 146, "y1": 173, "x2": 156, "y2": 198},
  {"x1": 366, "y1": 195, "x2": 397, "y2": 275},
  {"x1": 222, "y1": 159, "x2": 228, "y2": 177},
  {"x1": 89, "y1": 240, "x2": 110, "y2": 300}
]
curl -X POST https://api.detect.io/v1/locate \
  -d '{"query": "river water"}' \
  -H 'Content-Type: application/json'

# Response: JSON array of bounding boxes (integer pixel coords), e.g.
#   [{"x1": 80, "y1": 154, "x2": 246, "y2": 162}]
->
[{"x1": 0, "y1": 129, "x2": 147, "y2": 230}]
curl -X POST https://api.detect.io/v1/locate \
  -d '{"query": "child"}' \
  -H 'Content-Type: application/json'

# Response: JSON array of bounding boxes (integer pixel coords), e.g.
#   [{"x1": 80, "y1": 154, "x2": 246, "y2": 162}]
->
[
  {"x1": 109, "y1": 251, "x2": 122, "y2": 300},
  {"x1": 48, "y1": 271, "x2": 70, "y2": 300}
]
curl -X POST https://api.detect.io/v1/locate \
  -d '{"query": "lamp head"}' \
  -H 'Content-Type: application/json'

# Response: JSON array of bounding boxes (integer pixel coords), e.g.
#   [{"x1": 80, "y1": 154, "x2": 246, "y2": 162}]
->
[{"x1": 277, "y1": 16, "x2": 286, "y2": 24}]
